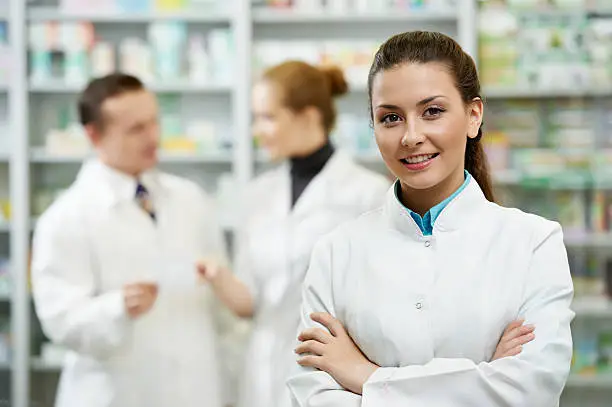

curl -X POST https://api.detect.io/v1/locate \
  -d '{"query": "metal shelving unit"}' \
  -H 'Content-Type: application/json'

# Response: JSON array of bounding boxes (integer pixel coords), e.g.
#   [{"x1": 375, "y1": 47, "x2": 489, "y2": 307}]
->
[
  {"x1": 251, "y1": 8, "x2": 458, "y2": 23},
  {"x1": 28, "y1": 81, "x2": 233, "y2": 94},
  {"x1": 483, "y1": 86, "x2": 612, "y2": 100},
  {"x1": 28, "y1": 148, "x2": 234, "y2": 165},
  {"x1": 26, "y1": 7, "x2": 231, "y2": 23}
]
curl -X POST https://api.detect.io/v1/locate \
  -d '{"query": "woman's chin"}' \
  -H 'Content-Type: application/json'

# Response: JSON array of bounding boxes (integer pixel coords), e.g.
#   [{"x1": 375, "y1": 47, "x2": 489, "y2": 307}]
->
[{"x1": 398, "y1": 171, "x2": 443, "y2": 191}]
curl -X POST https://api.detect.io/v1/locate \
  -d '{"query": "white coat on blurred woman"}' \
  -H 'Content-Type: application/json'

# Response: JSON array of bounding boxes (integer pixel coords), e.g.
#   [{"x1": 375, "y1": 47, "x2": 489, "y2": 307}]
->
[
  {"x1": 197, "y1": 61, "x2": 391, "y2": 407},
  {"x1": 31, "y1": 74, "x2": 226, "y2": 407}
]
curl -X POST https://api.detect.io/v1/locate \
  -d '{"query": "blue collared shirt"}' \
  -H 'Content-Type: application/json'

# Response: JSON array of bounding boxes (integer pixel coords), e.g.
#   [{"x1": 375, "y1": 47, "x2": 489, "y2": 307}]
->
[{"x1": 395, "y1": 171, "x2": 472, "y2": 236}]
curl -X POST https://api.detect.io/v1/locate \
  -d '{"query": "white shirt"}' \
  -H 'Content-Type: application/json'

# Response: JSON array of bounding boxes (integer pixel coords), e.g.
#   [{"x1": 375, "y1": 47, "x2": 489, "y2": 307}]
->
[
  {"x1": 31, "y1": 159, "x2": 227, "y2": 407},
  {"x1": 287, "y1": 177, "x2": 575, "y2": 407}
]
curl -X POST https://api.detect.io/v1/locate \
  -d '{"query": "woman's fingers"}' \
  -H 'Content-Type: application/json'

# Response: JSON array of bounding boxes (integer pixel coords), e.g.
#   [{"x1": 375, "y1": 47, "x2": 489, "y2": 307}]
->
[
  {"x1": 503, "y1": 319, "x2": 524, "y2": 336},
  {"x1": 297, "y1": 354, "x2": 327, "y2": 371},
  {"x1": 310, "y1": 312, "x2": 345, "y2": 337},
  {"x1": 502, "y1": 323, "x2": 534, "y2": 344},
  {"x1": 505, "y1": 332, "x2": 536, "y2": 351},
  {"x1": 298, "y1": 328, "x2": 332, "y2": 344},
  {"x1": 295, "y1": 340, "x2": 326, "y2": 356}
]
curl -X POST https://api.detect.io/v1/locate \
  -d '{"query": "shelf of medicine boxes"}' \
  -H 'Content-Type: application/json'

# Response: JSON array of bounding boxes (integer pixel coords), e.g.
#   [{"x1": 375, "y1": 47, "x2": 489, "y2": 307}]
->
[
  {"x1": 28, "y1": 80, "x2": 232, "y2": 95},
  {"x1": 482, "y1": 86, "x2": 612, "y2": 100},
  {"x1": 566, "y1": 374, "x2": 612, "y2": 389},
  {"x1": 339, "y1": 85, "x2": 612, "y2": 99},
  {"x1": 26, "y1": 6, "x2": 232, "y2": 24},
  {"x1": 250, "y1": 7, "x2": 458, "y2": 24},
  {"x1": 29, "y1": 147, "x2": 233, "y2": 165}
]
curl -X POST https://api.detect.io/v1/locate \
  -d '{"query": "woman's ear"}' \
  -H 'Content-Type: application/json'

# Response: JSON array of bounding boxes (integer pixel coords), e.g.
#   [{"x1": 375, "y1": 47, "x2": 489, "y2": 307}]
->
[
  {"x1": 298, "y1": 106, "x2": 323, "y2": 129},
  {"x1": 467, "y1": 97, "x2": 484, "y2": 139}
]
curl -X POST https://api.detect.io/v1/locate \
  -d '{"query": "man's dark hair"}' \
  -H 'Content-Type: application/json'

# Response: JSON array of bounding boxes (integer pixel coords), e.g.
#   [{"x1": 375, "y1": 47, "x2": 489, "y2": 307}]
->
[{"x1": 78, "y1": 73, "x2": 145, "y2": 128}]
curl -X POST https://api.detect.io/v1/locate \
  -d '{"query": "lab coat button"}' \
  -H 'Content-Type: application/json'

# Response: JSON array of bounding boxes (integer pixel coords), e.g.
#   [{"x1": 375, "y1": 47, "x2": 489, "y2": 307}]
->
[
  {"x1": 416, "y1": 302, "x2": 423, "y2": 310},
  {"x1": 424, "y1": 240, "x2": 431, "y2": 247}
]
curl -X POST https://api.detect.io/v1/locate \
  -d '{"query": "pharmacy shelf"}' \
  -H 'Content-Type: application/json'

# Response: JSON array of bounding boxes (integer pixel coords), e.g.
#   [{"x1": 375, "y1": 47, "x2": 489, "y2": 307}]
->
[
  {"x1": 346, "y1": 85, "x2": 612, "y2": 99},
  {"x1": 29, "y1": 148, "x2": 233, "y2": 165},
  {"x1": 493, "y1": 169, "x2": 522, "y2": 185},
  {"x1": 27, "y1": 7, "x2": 231, "y2": 23},
  {"x1": 28, "y1": 80, "x2": 232, "y2": 95},
  {"x1": 252, "y1": 8, "x2": 458, "y2": 23},
  {"x1": 483, "y1": 86, "x2": 612, "y2": 100},
  {"x1": 566, "y1": 375, "x2": 612, "y2": 389},
  {"x1": 565, "y1": 234, "x2": 612, "y2": 249},
  {"x1": 572, "y1": 297, "x2": 612, "y2": 318},
  {"x1": 509, "y1": 5, "x2": 612, "y2": 16}
]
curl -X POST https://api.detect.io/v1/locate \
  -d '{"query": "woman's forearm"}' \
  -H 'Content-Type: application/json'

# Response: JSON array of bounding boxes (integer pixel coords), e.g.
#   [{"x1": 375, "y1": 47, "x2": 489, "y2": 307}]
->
[{"x1": 210, "y1": 269, "x2": 254, "y2": 318}]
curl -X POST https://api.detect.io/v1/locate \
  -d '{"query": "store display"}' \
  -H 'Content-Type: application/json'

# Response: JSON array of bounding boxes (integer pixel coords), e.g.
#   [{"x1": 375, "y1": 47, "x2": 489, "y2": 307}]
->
[
  {"x1": 256, "y1": 0, "x2": 456, "y2": 12},
  {"x1": 28, "y1": 21, "x2": 234, "y2": 86},
  {"x1": 254, "y1": 40, "x2": 378, "y2": 87},
  {"x1": 570, "y1": 252, "x2": 601, "y2": 298},
  {"x1": 479, "y1": 3, "x2": 612, "y2": 90},
  {"x1": 573, "y1": 326, "x2": 612, "y2": 377},
  {"x1": 59, "y1": 0, "x2": 228, "y2": 12}
]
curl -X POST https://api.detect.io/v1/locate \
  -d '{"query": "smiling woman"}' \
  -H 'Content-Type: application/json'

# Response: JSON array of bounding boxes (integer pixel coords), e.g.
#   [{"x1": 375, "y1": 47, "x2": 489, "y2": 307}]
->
[{"x1": 287, "y1": 31, "x2": 574, "y2": 407}]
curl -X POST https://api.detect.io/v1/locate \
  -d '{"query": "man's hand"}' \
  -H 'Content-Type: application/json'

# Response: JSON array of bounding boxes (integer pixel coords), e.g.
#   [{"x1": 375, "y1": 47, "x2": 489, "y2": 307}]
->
[{"x1": 123, "y1": 282, "x2": 159, "y2": 319}]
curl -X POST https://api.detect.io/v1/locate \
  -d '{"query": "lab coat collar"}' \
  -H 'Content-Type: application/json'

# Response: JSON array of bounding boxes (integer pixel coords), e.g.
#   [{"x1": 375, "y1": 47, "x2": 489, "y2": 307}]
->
[
  {"x1": 75, "y1": 158, "x2": 164, "y2": 209},
  {"x1": 385, "y1": 177, "x2": 486, "y2": 238},
  {"x1": 290, "y1": 150, "x2": 351, "y2": 216}
]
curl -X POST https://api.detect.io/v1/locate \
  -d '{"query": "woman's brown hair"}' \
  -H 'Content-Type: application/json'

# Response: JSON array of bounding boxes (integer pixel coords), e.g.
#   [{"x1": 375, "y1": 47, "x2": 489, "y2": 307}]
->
[
  {"x1": 261, "y1": 61, "x2": 349, "y2": 135},
  {"x1": 367, "y1": 31, "x2": 495, "y2": 202}
]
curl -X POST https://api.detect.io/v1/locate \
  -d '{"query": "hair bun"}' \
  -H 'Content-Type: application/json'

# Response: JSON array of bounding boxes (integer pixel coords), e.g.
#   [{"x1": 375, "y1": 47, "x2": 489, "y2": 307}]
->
[{"x1": 319, "y1": 65, "x2": 349, "y2": 97}]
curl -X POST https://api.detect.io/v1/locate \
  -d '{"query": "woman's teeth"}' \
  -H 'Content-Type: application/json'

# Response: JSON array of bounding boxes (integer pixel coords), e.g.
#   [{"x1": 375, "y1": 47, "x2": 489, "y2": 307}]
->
[{"x1": 403, "y1": 154, "x2": 436, "y2": 164}]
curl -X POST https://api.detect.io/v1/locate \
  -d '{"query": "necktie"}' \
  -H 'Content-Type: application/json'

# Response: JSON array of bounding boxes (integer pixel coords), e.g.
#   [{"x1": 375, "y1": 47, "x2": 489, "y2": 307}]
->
[{"x1": 135, "y1": 182, "x2": 156, "y2": 222}]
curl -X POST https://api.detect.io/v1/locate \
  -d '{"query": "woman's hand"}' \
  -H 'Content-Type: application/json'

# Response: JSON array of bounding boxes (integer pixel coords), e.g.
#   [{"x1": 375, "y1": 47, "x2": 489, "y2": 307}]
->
[
  {"x1": 295, "y1": 312, "x2": 378, "y2": 395},
  {"x1": 196, "y1": 258, "x2": 226, "y2": 284},
  {"x1": 492, "y1": 319, "x2": 535, "y2": 361}
]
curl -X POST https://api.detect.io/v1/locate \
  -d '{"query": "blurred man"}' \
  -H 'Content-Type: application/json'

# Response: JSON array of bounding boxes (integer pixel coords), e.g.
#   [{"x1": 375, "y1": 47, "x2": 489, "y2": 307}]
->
[{"x1": 31, "y1": 73, "x2": 226, "y2": 407}]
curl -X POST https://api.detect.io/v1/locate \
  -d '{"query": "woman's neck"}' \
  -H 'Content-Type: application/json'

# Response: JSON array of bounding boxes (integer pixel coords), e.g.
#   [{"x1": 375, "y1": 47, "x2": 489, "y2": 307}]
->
[
  {"x1": 290, "y1": 140, "x2": 334, "y2": 176},
  {"x1": 400, "y1": 169, "x2": 465, "y2": 216}
]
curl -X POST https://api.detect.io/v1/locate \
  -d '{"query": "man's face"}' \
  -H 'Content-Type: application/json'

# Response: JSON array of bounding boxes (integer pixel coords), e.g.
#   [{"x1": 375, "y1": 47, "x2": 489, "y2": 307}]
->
[{"x1": 90, "y1": 90, "x2": 160, "y2": 175}]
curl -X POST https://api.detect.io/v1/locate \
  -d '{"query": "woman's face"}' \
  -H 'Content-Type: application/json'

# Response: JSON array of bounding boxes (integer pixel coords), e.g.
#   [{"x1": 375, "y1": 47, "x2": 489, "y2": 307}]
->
[
  {"x1": 371, "y1": 62, "x2": 482, "y2": 192},
  {"x1": 251, "y1": 81, "x2": 308, "y2": 161}
]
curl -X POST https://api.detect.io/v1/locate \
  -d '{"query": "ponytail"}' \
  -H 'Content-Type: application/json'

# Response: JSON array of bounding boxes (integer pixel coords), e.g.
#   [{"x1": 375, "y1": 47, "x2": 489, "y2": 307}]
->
[{"x1": 465, "y1": 125, "x2": 495, "y2": 202}]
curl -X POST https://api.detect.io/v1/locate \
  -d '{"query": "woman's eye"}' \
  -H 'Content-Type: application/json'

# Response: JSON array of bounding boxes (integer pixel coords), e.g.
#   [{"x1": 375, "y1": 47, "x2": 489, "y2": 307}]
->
[
  {"x1": 423, "y1": 107, "x2": 444, "y2": 117},
  {"x1": 381, "y1": 114, "x2": 402, "y2": 124}
]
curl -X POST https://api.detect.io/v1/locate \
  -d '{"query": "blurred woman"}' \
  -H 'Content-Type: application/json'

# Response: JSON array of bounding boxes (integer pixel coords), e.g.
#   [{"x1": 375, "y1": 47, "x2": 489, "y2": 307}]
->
[{"x1": 197, "y1": 61, "x2": 391, "y2": 407}]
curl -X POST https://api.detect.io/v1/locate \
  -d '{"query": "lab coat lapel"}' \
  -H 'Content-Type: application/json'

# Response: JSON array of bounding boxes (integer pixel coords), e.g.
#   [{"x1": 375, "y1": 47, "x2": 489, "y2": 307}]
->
[{"x1": 291, "y1": 151, "x2": 345, "y2": 218}]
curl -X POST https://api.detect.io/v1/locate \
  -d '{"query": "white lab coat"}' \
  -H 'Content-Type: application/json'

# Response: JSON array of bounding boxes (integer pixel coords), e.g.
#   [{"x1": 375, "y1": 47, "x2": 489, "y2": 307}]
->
[
  {"x1": 31, "y1": 159, "x2": 226, "y2": 407},
  {"x1": 234, "y1": 151, "x2": 391, "y2": 407},
  {"x1": 288, "y1": 177, "x2": 575, "y2": 407}
]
